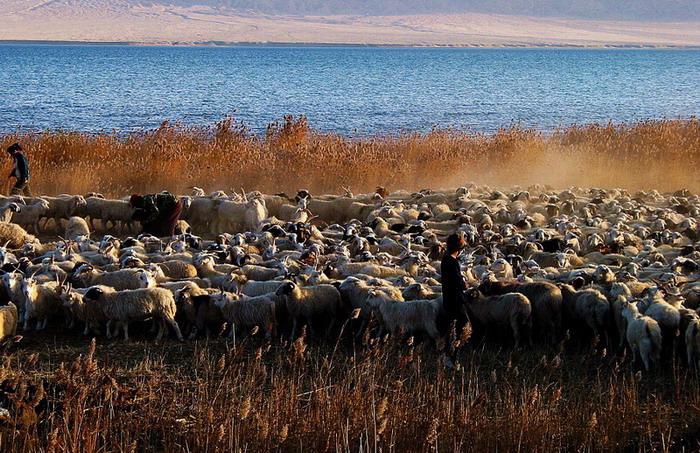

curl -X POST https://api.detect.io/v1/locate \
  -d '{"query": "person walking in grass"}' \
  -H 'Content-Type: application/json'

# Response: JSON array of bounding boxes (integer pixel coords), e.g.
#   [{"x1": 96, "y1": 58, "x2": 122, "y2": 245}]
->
[
  {"x1": 6, "y1": 143, "x2": 32, "y2": 196},
  {"x1": 441, "y1": 232, "x2": 471, "y2": 369}
]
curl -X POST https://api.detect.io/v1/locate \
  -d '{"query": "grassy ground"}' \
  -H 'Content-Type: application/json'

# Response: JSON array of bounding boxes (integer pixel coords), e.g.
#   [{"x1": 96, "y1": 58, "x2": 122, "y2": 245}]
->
[{"x1": 0, "y1": 323, "x2": 699, "y2": 452}]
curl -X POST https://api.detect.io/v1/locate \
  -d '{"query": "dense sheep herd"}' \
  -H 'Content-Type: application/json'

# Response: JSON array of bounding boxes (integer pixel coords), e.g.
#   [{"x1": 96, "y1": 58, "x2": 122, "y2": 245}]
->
[{"x1": 0, "y1": 184, "x2": 699, "y2": 372}]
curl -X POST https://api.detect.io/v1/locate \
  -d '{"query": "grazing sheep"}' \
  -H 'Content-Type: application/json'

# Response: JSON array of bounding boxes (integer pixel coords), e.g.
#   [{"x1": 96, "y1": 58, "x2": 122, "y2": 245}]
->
[
  {"x1": 637, "y1": 289, "x2": 681, "y2": 358},
  {"x1": 401, "y1": 283, "x2": 438, "y2": 301},
  {"x1": 42, "y1": 195, "x2": 87, "y2": 232},
  {"x1": 275, "y1": 281, "x2": 343, "y2": 339},
  {"x1": 11, "y1": 199, "x2": 50, "y2": 235},
  {"x1": 478, "y1": 280, "x2": 562, "y2": 344},
  {"x1": 245, "y1": 198, "x2": 268, "y2": 231},
  {"x1": 174, "y1": 287, "x2": 225, "y2": 339},
  {"x1": 560, "y1": 284, "x2": 611, "y2": 345},
  {"x1": 80, "y1": 197, "x2": 134, "y2": 233},
  {"x1": 0, "y1": 303, "x2": 19, "y2": 346},
  {"x1": 73, "y1": 264, "x2": 151, "y2": 291},
  {"x1": 65, "y1": 216, "x2": 90, "y2": 241},
  {"x1": 685, "y1": 319, "x2": 700, "y2": 369},
  {"x1": 365, "y1": 290, "x2": 442, "y2": 344},
  {"x1": 0, "y1": 203, "x2": 21, "y2": 223},
  {"x1": 83, "y1": 285, "x2": 183, "y2": 341},
  {"x1": 620, "y1": 298, "x2": 662, "y2": 371},
  {"x1": 211, "y1": 292, "x2": 277, "y2": 338},
  {"x1": 22, "y1": 279, "x2": 62, "y2": 330},
  {"x1": 149, "y1": 260, "x2": 198, "y2": 280},
  {"x1": 464, "y1": 289, "x2": 533, "y2": 348}
]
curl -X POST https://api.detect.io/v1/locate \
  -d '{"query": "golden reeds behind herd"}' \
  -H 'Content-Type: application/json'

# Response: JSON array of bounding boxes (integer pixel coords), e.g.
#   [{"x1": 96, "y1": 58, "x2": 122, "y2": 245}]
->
[{"x1": 1, "y1": 117, "x2": 698, "y2": 197}]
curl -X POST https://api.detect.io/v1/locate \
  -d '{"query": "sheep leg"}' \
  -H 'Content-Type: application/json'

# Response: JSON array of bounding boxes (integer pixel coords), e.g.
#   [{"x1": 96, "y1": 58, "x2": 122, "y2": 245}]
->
[
  {"x1": 100, "y1": 219, "x2": 110, "y2": 232},
  {"x1": 639, "y1": 342, "x2": 652, "y2": 372},
  {"x1": 106, "y1": 320, "x2": 114, "y2": 339},
  {"x1": 88, "y1": 217, "x2": 97, "y2": 231},
  {"x1": 354, "y1": 319, "x2": 368, "y2": 339},
  {"x1": 510, "y1": 317, "x2": 521, "y2": 349},
  {"x1": 123, "y1": 322, "x2": 130, "y2": 341},
  {"x1": 165, "y1": 317, "x2": 184, "y2": 341},
  {"x1": 289, "y1": 318, "x2": 299, "y2": 341},
  {"x1": 325, "y1": 317, "x2": 337, "y2": 338},
  {"x1": 82, "y1": 324, "x2": 90, "y2": 336},
  {"x1": 188, "y1": 326, "x2": 198, "y2": 340},
  {"x1": 630, "y1": 344, "x2": 639, "y2": 368}
]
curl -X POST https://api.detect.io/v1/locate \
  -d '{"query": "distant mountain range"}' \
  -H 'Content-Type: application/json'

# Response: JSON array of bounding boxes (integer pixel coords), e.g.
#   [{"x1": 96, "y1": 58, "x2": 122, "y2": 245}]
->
[
  {"x1": 0, "y1": 0, "x2": 698, "y2": 46},
  {"x1": 121, "y1": 0, "x2": 700, "y2": 22}
]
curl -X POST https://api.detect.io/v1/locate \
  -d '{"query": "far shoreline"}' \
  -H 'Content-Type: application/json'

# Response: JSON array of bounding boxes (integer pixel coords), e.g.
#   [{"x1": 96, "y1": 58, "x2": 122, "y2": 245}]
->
[{"x1": 1, "y1": 40, "x2": 699, "y2": 50}]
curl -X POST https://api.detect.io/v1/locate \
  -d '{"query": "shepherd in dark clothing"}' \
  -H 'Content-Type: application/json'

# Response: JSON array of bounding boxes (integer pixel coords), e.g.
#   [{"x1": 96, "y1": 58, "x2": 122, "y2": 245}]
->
[
  {"x1": 130, "y1": 192, "x2": 183, "y2": 237},
  {"x1": 441, "y1": 233, "x2": 470, "y2": 369},
  {"x1": 6, "y1": 143, "x2": 32, "y2": 196}
]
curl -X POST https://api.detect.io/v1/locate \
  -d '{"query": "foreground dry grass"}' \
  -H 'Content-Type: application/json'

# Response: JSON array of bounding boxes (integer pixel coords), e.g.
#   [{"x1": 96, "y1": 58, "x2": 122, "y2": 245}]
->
[
  {"x1": 0, "y1": 326, "x2": 699, "y2": 452},
  {"x1": 1, "y1": 117, "x2": 699, "y2": 197}
]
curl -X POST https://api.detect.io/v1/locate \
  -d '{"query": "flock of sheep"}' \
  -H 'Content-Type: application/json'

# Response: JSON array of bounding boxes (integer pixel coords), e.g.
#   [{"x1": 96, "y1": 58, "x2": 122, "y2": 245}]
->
[{"x1": 0, "y1": 183, "x2": 699, "y2": 372}]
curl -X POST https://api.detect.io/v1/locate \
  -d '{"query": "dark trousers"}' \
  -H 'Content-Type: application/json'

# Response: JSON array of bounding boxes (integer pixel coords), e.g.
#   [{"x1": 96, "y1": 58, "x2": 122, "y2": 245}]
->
[
  {"x1": 443, "y1": 307, "x2": 470, "y2": 363},
  {"x1": 142, "y1": 200, "x2": 184, "y2": 237},
  {"x1": 10, "y1": 179, "x2": 32, "y2": 196}
]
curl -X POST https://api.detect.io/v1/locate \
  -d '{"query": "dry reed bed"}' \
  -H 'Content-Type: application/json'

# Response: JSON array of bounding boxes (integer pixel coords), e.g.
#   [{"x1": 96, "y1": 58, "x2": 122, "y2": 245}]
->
[
  {"x1": 1, "y1": 117, "x2": 698, "y2": 197},
  {"x1": 0, "y1": 328, "x2": 699, "y2": 452}
]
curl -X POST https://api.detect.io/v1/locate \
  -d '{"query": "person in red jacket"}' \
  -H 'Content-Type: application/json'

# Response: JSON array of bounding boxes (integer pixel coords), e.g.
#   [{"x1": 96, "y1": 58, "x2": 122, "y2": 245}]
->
[{"x1": 129, "y1": 192, "x2": 183, "y2": 237}]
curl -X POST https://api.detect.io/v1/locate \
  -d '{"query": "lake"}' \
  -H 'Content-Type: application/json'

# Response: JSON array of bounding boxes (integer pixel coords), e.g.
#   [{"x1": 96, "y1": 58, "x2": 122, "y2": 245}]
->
[{"x1": 0, "y1": 45, "x2": 698, "y2": 134}]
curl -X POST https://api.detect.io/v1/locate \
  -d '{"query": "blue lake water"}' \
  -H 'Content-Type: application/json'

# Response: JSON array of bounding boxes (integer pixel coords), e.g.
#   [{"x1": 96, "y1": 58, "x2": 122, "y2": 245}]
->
[{"x1": 0, "y1": 45, "x2": 698, "y2": 134}]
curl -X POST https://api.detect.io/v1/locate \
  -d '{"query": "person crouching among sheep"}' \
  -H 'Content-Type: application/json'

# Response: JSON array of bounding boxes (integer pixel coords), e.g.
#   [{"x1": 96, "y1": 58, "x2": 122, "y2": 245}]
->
[
  {"x1": 441, "y1": 233, "x2": 471, "y2": 369},
  {"x1": 6, "y1": 143, "x2": 32, "y2": 196},
  {"x1": 130, "y1": 192, "x2": 183, "y2": 237}
]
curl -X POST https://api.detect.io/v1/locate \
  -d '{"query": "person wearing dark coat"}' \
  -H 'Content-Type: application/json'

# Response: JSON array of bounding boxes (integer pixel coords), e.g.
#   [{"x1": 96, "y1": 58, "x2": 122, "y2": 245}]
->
[
  {"x1": 6, "y1": 143, "x2": 32, "y2": 196},
  {"x1": 129, "y1": 192, "x2": 183, "y2": 237},
  {"x1": 441, "y1": 233, "x2": 470, "y2": 369}
]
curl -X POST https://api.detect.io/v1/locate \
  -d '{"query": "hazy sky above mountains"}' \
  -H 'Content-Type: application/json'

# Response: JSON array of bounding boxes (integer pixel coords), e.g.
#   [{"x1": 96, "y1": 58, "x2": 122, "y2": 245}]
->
[{"x1": 134, "y1": 0, "x2": 699, "y2": 21}]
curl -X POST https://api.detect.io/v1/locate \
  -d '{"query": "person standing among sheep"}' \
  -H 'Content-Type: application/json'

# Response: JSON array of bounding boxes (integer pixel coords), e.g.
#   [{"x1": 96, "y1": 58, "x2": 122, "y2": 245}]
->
[
  {"x1": 6, "y1": 143, "x2": 32, "y2": 196},
  {"x1": 129, "y1": 192, "x2": 183, "y2": 237},
  {"x1": 441, "y1": 233, "x2": 470, "y2": 369}
]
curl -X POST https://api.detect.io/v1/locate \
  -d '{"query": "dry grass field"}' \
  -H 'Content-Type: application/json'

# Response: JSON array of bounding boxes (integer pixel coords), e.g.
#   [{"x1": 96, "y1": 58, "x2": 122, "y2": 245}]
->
[
  {"x1": 0, "y1": 325, "x2": 699, "y2": 452},
  {"x1": 1, "y1": 117, "x2": 698, "y2": 198}
]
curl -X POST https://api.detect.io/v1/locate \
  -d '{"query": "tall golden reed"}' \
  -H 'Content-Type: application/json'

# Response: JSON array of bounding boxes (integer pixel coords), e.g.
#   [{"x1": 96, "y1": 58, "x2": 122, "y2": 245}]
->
[{"x1": 0, "y1": 116, "x2": 698, "y2": 197}]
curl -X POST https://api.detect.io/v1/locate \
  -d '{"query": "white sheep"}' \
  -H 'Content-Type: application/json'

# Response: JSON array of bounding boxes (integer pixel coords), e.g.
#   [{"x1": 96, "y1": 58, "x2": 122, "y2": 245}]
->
[
  {"x1": 80, "y1": 197, "x2": 134, "y2": 233},
  {"x1": 560, "y1": 285, "x2": 611, "y2": 345},
  {"x1": 366, "y1": 290, "x2": 442, "y2": 345},
  {"x1": 636, "y1": 288, "x2": 681, "y2": 356},
  {"x1": 65, "y1": 216, "x2": 90, "y2": 241},
  {"x1": 464, "y1": 289, "x2": 533, "y2": 348},
  {"x1": 83, "y1": 285, "x2": 183, "y2": 341},
  {"x1": 0, "y1": 303, "x2": 18, "y2": 346},
  {"x1": 685, "y1": 319, "x2": 700, "y2": 369},
  {"x1": 73, "y1": 264, "x2": 152, "y2": 291},
  {"x1": 620, "y1": 298, "x2": 662, "y2": 371},
  {"x1": 245, "y1": 198, "x2": 268, "y2": 231},
  {"x1": 0, "y1": 203, "x2": 21, "y2": 223},
  {"x1": 211, "y1": 292, "x2": 277, "y2": 338},
  {"x1": 41, "y1": 195, "x2": 87, "y2": 232},
  {"x1": 21, "y1": 279, "x2": 62, "y2": 330},
  {"x1": 11, "y1": 199, "x2": 50, "y2": 235}
]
